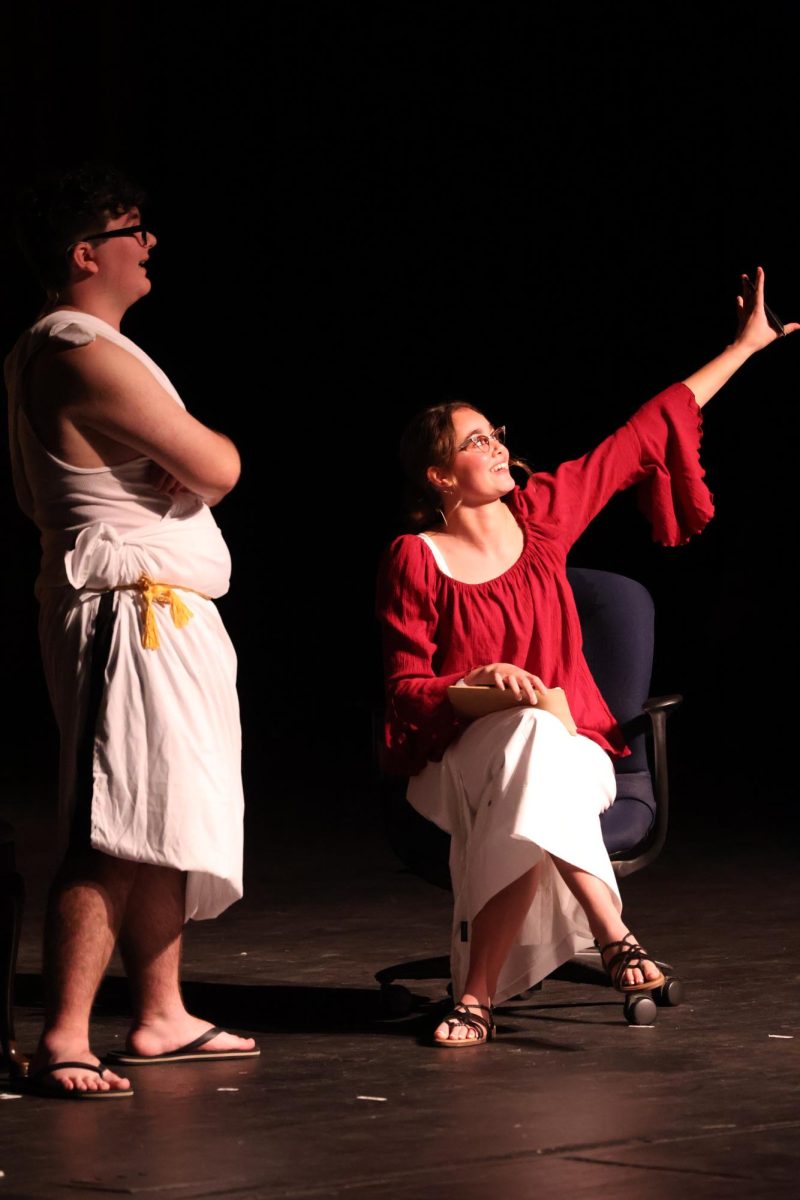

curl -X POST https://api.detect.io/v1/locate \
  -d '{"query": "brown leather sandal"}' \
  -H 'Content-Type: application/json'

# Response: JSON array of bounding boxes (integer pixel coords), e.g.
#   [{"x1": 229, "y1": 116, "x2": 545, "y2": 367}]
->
[
  {"x1": 600, "y1": 933, "x2": 666, "y2": 994},
  {"x1": 432, "y1": 1002, "x2": 495, "y2": 1048}
]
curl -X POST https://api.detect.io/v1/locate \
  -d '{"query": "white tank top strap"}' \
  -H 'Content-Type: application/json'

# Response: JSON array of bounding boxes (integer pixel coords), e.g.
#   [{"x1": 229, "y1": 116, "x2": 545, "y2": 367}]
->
[{"x1": 416, "y1": 532, "x2": 453, "y2": 578}]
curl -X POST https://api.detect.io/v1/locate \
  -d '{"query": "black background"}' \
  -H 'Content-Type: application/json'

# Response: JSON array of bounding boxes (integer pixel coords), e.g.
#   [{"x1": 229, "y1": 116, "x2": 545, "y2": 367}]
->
[{"x1": 2, "y1": 2, "x2": 798, "y2": 830}]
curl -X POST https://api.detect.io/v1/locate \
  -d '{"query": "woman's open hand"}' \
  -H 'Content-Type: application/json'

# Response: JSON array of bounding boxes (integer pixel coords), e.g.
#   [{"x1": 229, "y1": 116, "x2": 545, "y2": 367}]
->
[
  {"x1": 735, "y1": 266, "x2": 800, "y2": 352},
  {"x1": 683, "y1": 266, "x2": 799, "y2": 408},
  {"x1": 463, "y1": 664, "x2": 545, "y2": 705}
]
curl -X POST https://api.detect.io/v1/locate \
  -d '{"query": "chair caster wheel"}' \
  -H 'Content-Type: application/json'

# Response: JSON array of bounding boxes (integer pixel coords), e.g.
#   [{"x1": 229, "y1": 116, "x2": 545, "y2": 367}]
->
[
  {"x1": 624, "y1": 993, "x2": 658, "y2": 1025},
  {"x1": 656, "y1": 977, "x2": 684, "y2": 1007},
  {"x1": 379, "y1": 983, "x2": 413, "y2": 1017}
]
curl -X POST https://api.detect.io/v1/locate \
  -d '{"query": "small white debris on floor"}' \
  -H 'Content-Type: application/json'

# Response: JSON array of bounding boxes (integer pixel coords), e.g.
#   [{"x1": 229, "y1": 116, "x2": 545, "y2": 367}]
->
[
  {"x1": 239, "y1": 952, "x2": 248, "y2": 956},
  {"x1": 0, "y1": 1094, "x2": 21, "y2": 1101},
  {"x1": 768, "y1": 1034, "x2": 794, "y2": 1039},
  {"x1": 357, "y1": 1095, "x2": 387, "y2": 1102},
  {"x1": 217, "y1": 1087, "x2": 239, "y2": 1092}
]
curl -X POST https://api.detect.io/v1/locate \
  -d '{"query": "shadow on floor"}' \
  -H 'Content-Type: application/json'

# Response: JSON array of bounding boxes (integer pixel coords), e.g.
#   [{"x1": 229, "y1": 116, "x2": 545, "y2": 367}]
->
[
  {"x1": 12, "y1": 971, "x2": 469, "y2": 1036},
  {"x1": 12, "y1": 968, "x2": 641, "y2": 1046}
]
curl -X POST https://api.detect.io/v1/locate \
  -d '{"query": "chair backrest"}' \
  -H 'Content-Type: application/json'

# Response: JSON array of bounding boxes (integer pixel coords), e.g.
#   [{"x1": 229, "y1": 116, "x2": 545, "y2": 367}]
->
[{"x1": 567, "y1": 567, "x2": 656, "y2": 855}]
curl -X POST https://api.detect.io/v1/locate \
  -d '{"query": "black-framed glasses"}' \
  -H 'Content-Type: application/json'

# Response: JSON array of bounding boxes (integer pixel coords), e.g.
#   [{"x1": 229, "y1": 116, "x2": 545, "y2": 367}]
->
[
  {"x1": 457, "y1": 426, "x2": 506, "y2": 453},
  {"x1": 66, "y1": 224, "x2": 150, "y2": 253}
]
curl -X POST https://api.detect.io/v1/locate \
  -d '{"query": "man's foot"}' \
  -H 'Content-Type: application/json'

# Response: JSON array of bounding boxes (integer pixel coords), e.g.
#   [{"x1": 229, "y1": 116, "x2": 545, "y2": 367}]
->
[
  {"x1": 106, "y1": 1014, "x2": 258, "y2": 1064},
  {"x1": 27, "y1": 1038, "x2": 131, "y2": 1097},
  {"x1": 433, "y1": 993, "x2": 495, "y2": 1046},
  {"x1": 600, "y1": 931, "x2": 666, "y2": 993}
]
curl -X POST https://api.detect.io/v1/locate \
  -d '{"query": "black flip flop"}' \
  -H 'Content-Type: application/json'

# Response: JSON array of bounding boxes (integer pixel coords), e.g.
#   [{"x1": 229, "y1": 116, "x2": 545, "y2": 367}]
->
[
  {"x1": 104, "y1": 1026, "x2": 260, "y2": 1066},
  {"x1": 19, "y1": 1061, "x2": 134, "y2": 1100}
]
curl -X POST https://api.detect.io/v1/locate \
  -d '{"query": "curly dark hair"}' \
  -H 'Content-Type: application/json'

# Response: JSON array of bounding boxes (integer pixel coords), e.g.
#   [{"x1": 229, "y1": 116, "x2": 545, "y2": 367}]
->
[{"x1": 14, "y1": 162, "x2": 147, "y2": 290}]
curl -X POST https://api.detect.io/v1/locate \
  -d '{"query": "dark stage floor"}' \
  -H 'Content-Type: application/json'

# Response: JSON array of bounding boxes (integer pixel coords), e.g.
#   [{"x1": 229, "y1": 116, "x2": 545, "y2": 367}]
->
[{"x1": 1, "y1": 768, "x2": 798, "y2": 1200}]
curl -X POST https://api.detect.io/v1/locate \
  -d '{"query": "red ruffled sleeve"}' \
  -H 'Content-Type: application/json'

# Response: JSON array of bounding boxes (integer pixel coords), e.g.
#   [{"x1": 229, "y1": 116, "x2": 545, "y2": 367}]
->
[
  {"x1": 628, "y1": 383, "x2": 715, "y2": 545},
  {"x1": 375, "y1": 535, "x2": 467, "y2": 774},
  {"x1": 511, "y1": 382, "x2": 714, "y2": 549}
]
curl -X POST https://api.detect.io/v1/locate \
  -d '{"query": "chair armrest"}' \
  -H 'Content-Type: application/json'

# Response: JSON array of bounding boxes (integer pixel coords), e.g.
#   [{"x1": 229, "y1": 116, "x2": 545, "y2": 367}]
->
[
  {"x1": 617, "y1": 694, "x2": 682, "y2": 743},
  {"x1": 643, "y1": 694, "x2": 683, "y2": 714}
]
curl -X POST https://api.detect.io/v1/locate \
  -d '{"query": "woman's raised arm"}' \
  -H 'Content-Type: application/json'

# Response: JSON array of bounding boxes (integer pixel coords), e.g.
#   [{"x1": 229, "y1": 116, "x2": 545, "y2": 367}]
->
[{"x1": 682, "y1": 266, "x2": 799, "y2": 408}]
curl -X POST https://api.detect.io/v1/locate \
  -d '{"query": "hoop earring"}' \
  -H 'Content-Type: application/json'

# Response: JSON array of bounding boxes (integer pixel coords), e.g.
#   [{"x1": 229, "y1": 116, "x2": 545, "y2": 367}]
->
[{"x1": 436, "y1": 508, "x2": 448, "y2": 527}]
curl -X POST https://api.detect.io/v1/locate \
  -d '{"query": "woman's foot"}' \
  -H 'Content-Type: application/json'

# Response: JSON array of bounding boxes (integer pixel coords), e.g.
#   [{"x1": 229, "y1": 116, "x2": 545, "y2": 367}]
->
[
  {"x1": 600, "y1": 931, "x2": 665, "y2": 992},
  {"x1": 433, "y1": 993, "x2": 495, "y2": 1046}
]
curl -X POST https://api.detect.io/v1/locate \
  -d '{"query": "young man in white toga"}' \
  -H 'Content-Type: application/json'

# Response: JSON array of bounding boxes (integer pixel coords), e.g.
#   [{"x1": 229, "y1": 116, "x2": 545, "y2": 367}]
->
[{"x1": 5, "y1": 165, "x2": 258, "y2": 1098}]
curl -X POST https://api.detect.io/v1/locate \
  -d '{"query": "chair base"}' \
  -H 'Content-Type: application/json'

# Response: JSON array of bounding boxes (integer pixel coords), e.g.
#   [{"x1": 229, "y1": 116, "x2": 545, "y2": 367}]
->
[
  {"x1": 375, "y1": 946, "x2": 684, "y2": 1026},
  {"x1": 375, "y1": 955, "x2": 450, "y2": 987},
  {"x1": 375, "y1": 946, "x2": 679, "y2": 990}
]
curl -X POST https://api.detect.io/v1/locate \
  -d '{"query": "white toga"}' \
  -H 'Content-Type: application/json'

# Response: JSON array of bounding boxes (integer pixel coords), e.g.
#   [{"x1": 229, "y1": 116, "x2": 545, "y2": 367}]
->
[{"x1": 4, "y1": 310, "x2": 243, "y2": 920}]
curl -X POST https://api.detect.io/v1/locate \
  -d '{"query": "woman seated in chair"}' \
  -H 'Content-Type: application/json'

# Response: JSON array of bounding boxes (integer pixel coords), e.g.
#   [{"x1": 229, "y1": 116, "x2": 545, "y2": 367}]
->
[{"x1": 376, "y1": 269, "x2": 795, "y2": 1047}]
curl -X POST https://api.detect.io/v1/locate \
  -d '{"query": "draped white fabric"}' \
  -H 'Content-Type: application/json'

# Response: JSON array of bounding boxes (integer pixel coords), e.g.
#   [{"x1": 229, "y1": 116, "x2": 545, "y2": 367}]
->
[{"x1": 5, "y1": 312, "x2": 243, "y2": 920}]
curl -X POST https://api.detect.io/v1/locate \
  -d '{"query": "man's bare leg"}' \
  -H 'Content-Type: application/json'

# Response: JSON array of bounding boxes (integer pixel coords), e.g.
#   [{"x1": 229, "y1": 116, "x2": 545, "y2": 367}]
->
[
  {"x1": 435, "y1": 861, "x2": 542, "y2": 1043},
  {"x1": 550, "y1": 854, "x2": 662, "y2": 987},
  {"x1": 117, "y1": 864, "x2": 255, "y2": 1056},
  {"x1": 30, "y1": 851, "x2": 135, "y2": 1094}
]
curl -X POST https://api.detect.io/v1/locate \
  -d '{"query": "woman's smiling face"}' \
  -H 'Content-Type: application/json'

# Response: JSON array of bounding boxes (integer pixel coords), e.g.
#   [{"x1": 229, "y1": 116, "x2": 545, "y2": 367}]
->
[{"x1": 429, "y1": 406, "x2": 514, "y2": 505}]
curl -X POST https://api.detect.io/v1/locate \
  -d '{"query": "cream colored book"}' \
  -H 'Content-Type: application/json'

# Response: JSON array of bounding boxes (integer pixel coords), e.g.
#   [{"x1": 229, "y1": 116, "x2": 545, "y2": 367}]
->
[{"x1": 447, "y1": 684, "x2": 577, "y2": 735}]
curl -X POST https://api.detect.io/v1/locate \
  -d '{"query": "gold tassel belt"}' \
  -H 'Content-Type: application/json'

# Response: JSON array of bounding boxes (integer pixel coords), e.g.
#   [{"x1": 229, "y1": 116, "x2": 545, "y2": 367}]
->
[{"x1": 92, "y1": 574, "x2": 212, "y2": 650}]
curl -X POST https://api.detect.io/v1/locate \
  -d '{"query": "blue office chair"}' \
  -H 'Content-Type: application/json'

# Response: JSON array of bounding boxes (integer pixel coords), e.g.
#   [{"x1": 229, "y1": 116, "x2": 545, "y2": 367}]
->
[{"x1": 375, "y1": 567, "x2": 684, "y2": 1026}]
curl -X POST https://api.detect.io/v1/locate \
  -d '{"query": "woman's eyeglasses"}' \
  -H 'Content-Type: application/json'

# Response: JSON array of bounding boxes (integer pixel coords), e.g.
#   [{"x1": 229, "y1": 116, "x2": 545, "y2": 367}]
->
[
  {"x1": 457, "y1": 426, "x2": 506, "y2": 453},
  {"x1": 66, "y1": 225, "x2": 150, "y2": 253}
]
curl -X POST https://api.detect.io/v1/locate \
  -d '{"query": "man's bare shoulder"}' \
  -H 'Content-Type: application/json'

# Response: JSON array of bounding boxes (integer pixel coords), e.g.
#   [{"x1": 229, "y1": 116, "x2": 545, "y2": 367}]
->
[
  {"x1": 38, "y1": 334, "x2": 149, "y2": 388},
  {"x1": 32, "y1": 334, "x2": 175, "y2": 418},
  {"x1": 26, "y1": 324, "x2": 238, "y2": 502}
]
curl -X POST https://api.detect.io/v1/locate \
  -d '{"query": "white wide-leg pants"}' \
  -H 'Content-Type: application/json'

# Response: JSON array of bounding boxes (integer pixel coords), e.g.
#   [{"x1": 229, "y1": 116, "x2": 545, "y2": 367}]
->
[{"x1": 407, "y1": 707, "x2": 621, "y2": 1004}]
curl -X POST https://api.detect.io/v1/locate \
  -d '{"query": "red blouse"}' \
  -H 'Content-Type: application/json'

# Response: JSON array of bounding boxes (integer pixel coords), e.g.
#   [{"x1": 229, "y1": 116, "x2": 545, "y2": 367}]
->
[{"x1": 376, "y1": 383, "x2": 714, "y2": 776}]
